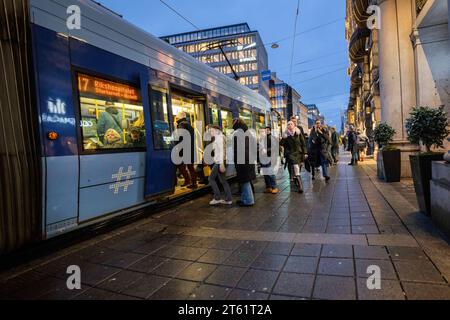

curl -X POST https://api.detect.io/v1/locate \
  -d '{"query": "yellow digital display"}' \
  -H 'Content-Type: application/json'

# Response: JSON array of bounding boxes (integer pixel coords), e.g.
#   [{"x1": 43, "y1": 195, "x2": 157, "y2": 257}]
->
[{"x1": 78, "y1": 74, "x2": 140, "y2": 102}]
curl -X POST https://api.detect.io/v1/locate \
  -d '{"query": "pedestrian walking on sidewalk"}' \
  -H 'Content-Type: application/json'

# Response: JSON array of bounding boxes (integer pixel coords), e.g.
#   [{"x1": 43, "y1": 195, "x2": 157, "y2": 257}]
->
[
  {"x1": 281, "y1": 121, "x2": 306, "y2": 193},
  {"x1": 356, "y1": 129, "x2": 369, "y2": 162},
  {"x1": 260, "y1": 126, "x2": 279, "y2": 194},
  {"x1": 309, "y1": 120, "x2": 332, "y2": 182},
  {"x1": 347, "y1": 125, "x2": 358, "y2": 165},
  {"x1": 233, "y1": 118, "x2": 256, "y2": 207},
  {"x1": 330, "y1": 127, "x2": 340, "y2": 164},
  {"x1": 208, "y1": 126, "x2": 233, "y2": 206}
]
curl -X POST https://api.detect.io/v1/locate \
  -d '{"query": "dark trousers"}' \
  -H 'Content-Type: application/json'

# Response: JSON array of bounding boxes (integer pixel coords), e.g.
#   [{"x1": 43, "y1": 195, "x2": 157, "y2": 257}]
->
[{"x1": 178, "y1": 164, "x2": 197, "y2": 186}]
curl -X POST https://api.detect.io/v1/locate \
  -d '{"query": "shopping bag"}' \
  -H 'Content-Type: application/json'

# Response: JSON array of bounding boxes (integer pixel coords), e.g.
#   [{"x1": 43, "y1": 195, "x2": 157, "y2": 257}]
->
[{"x1": 203, "y1": 165, "x2": 212, "y2": 177}]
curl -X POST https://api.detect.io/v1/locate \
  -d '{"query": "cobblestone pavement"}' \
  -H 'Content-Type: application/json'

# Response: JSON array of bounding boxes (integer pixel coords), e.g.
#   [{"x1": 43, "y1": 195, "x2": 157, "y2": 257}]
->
[{"x1": 1, "y1": 152, "x2": 450, "y2": 300}]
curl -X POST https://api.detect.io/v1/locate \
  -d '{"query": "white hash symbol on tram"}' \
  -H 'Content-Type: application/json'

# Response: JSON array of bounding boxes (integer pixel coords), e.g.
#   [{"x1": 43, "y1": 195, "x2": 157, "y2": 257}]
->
[{"x1": 110, "y1": 166, "x2": 136, "y2": 195}]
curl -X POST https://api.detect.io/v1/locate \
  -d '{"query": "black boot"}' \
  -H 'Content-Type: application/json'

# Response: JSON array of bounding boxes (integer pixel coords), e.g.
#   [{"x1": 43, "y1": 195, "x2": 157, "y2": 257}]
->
[
  {"x1": 348, "y1": 159, "x2": 354, "y2": 166},
  {"x1": 296, "y1": 176, "x2": 304, "y2": 194}
]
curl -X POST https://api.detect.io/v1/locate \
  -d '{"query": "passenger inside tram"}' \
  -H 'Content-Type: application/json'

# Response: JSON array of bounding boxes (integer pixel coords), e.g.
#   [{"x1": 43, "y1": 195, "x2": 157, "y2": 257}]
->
[
  {"x1": 77, "y1": 73, "x2": 146, "y2": 151},
  {"x1": 171, "y1": 92, "x2": 206, "y2": 193}
]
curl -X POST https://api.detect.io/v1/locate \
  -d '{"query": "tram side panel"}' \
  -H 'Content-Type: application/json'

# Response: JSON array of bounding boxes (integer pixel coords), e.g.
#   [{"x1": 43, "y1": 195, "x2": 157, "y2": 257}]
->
[{"x1": 32, "y1": 25, "x2": 80, "y2": 237}]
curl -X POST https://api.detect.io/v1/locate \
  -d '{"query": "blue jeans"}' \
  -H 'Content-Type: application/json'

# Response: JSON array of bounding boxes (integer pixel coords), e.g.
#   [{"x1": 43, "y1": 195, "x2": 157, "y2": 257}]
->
[
  {"x1": 264, "y1": 175, "x2": 277, "y2": 189},
  {"x1": 241, "y1": 182, "x2": 255, "y2": 205},
  {"x1": 320, "y1": 154, "x2": 329, "y2": 177},
  {"x1": 352, "y1": 150, "x2": 359, "y2": 162}
]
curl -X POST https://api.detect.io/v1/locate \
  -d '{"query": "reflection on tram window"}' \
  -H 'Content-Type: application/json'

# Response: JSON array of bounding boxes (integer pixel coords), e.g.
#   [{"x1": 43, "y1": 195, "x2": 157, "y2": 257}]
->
[
  {"x1": 208, "y1": 103, "x2": 220, "y2": 126},
  {"x1": 239, "y1": 109, "x2": 254, "y2": 129},
  {"x1": 221, "y1": 109, "x2": 234, "y2": 136},
  {"x1": 150, "y1": 88, "x2": 172, "y2": 150},
  {"x1": 77, "y1": 73, "x2": 146, "y2": 151},
  {"x1": 256, "y1": 113, "x2": 266, "y2": 137}
]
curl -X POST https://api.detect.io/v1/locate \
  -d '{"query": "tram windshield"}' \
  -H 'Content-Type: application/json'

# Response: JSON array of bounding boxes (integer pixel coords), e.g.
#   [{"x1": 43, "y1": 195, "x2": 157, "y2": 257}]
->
[{"x1": 77, "y1": 73, "x2": 146, "y2": 151}]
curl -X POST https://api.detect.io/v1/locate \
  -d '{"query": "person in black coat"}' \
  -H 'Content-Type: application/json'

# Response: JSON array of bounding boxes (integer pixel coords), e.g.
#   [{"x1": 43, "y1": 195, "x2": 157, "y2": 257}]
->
[
  {"x1": 233, "y1": 118, "x2": 256, "y2": 207},
  {"x1": 308, "y1": 120, "x2": 331, "y2": 182},
  {"x1": 175, "y1": 112, "x2": 198, "y2": 189},
  {"x1": 347, "y1": 125, "x2": 358, "y2": 166}
]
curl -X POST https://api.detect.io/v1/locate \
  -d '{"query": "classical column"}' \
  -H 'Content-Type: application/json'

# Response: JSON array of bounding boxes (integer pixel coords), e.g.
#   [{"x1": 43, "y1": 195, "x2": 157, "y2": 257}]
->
[
  {"x1": 412, "y1": 0, "x2": 450, "y2": 151},
  {"x1": 378, "y1": 0, "x2": 419, "y2": 177}
]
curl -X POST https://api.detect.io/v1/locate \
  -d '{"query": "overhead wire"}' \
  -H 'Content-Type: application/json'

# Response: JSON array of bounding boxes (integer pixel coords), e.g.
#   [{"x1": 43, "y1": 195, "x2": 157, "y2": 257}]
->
[
  {"x1": 159, "y1": 0, "x2": 200, "y2": 30},
  {"x1": 289, "y1": 0, "x2": 302, "y2": 82}
]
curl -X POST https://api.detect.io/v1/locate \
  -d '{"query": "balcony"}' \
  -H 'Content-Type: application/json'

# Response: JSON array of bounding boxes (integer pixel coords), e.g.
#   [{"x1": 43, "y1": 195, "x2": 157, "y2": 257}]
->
[{"x1": 416, "y1": 0, "x2": 428, "y2": 15}]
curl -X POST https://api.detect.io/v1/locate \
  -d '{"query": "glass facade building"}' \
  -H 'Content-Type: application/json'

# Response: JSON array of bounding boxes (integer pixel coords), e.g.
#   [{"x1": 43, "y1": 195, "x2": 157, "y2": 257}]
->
[
  {"x1": 306, "y1": 104, "x2": 325, "y2": 129},
  {"x1": 269, "y1": 73, "x2": 307, "y2": 132},
  {"x1": 161, "y1": 23, "x2": 270, "y2": 101}
]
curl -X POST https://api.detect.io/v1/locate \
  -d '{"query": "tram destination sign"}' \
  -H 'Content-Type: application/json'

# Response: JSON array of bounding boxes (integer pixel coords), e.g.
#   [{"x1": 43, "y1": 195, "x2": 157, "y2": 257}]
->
[{"x1": 77, "y1": 73, "x2": 141, "y2": 102}]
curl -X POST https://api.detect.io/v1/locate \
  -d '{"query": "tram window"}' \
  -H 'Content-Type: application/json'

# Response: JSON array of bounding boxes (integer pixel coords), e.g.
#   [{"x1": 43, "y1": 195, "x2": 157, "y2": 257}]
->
[
  {"x1": 208, "y1": 103, "x2": 220, "y2": 126},
  {"x1": 239, "y1": 109, "x2": 254, "y2": 129},
  {"x1": 221, "y1": 109, "x2": 234, "y2": 136},
  {"x1": 150, "y1": 88, "x2": 172, "y2": 150},
  {"x1": 77, "y1": 73, "x2": 146, "y2": 151},
  {"x1": 256, "y1": 113, "x2": 266, "y2": 137}
]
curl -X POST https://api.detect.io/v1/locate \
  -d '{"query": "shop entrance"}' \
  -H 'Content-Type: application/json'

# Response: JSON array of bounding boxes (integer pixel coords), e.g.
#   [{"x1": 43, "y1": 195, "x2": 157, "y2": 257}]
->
[{"x1": 170, "y1": 89, "x2": 207, "y2": 197}]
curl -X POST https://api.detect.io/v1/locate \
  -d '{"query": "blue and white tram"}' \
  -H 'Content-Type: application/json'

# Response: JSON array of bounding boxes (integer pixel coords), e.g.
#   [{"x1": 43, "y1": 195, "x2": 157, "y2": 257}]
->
[{"x1": 0, "y1": 0, "x2": 271, "y2": 253}]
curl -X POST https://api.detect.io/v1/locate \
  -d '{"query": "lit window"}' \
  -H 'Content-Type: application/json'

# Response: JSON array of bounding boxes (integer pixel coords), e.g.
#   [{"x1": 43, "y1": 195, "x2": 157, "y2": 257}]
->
[
  {"x1": 150, "y1": 87, "x2": 172, "y2": 150},
  {"x1": 77, "y1": 73, "x2": 146, "y2": 151},
  {"x1": 209, "y1": 103, "x2": 220, "y2": 126}
]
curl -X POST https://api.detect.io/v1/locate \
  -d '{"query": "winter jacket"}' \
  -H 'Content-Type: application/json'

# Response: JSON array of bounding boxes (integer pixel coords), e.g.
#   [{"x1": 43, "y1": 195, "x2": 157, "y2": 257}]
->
[
  {"x1": 97, "y1": 107, "x2": 123, "y2": 142},
  {"x1": 309, "y1": 127, "x2": 332, "y2": 166},
  {"x1": 233, "y1": 122, "x2": 257, "y2": 183},
  {"x1": 281, "y1": 127, "x2": 307, "y2": 165},
  {"x1": 347, "y1": 130, "x2": 358, "y2": 153},
  {"x1": 176, "y1": 118, "x2": 195, "y2": 163}
]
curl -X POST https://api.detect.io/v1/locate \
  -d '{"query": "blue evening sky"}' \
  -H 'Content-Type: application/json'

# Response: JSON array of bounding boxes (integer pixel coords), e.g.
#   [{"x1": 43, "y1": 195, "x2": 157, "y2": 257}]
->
[{"x1": 99, "y1": 0, "x2": 349, "y2": 127}]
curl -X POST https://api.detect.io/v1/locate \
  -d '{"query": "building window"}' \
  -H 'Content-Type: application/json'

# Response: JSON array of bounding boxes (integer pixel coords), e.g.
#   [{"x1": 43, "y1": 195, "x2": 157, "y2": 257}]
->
[
  {"x1": 77, "y1": 73, "x2": 146, "y2": 151},
  {"x1": 150, "y1": 87, "x2": 172, "y2": 150}
]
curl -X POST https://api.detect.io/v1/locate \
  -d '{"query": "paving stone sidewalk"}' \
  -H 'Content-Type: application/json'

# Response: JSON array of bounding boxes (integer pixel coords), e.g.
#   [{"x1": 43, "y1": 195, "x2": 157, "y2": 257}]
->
[{"x1": 1, "y1": 152, "x2": 449, "y2": 300}]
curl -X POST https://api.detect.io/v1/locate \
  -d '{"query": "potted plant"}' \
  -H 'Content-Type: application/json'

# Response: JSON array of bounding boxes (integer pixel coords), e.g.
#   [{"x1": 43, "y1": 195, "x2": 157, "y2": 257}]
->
[
  {"x1": 374, "y1": 123, "x2": 400, "y2": 182},
  {"x1": 406, "y1": 106, "x2": 450, "y2": 216}
]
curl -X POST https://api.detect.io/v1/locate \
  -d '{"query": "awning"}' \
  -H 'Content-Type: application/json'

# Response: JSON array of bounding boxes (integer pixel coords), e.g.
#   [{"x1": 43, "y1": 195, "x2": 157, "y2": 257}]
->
[
  {"x1": 349, "y1": 27, "x2": 371, "y2": 63},
  {"x1": 352, "y1": 0, "x2": 371, "y2": 28}
]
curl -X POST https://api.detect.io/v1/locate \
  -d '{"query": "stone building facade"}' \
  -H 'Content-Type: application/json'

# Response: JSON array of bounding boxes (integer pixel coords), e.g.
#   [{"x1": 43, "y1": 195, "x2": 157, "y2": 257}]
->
[{"x1": 346, "y1": 0, "x2": 450, "y2": 177}]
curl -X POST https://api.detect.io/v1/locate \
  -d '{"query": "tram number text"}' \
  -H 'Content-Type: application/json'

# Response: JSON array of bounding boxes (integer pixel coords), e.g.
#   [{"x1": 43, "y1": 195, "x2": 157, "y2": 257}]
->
[{"x1": 222, "y1": 305, "x2": 272, "y2": 316}]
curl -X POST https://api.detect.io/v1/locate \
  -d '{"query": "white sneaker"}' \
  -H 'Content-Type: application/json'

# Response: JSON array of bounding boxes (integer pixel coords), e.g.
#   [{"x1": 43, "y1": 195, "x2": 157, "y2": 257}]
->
[
  {"x1": 220, "y1": 200, "x2": 233, "y2": 205},
  {"x1": 209, "y1": 199, "x2": 222, "y2": 206}
]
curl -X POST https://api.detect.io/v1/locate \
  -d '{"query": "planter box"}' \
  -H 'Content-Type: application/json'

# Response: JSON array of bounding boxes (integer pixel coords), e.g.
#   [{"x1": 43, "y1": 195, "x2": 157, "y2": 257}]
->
[
  {"x1": 431, "y1": 161, "x2": 450, "y2": 238},
  {"x1": 410, "y1": 153, "x2": 444, "y2": 216},
  {"x1": 382, "y1": 149, "x2": 401, "y2": 182}
]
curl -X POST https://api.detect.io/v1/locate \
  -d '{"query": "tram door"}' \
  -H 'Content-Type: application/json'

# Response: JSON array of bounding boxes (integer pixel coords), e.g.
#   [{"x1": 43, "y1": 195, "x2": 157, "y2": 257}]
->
[
  {"x1": 145, "y1": 86, "x2": 176, "y2": 198},
  {"x1": 170, "y1": 90, "x2": 206, "y2": 196}
]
